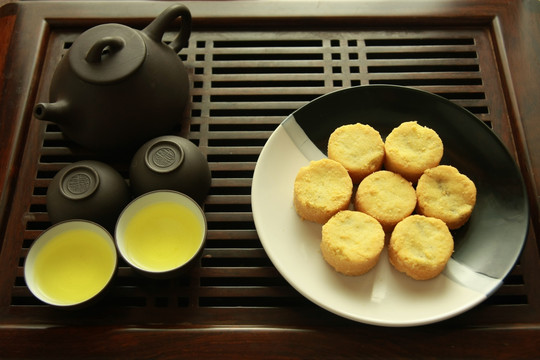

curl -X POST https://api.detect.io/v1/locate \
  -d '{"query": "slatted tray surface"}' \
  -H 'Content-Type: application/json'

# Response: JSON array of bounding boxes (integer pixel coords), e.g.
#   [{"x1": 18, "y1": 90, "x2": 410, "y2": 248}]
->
[{"x1": 3, "y1": 25, "x2": 539, "y2": 327}]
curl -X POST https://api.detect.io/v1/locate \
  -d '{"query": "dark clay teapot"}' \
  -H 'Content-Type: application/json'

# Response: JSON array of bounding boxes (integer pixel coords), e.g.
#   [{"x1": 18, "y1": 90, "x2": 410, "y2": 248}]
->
[{"x1": 33, "y1": 4, "x2": 192, "y2": 152}]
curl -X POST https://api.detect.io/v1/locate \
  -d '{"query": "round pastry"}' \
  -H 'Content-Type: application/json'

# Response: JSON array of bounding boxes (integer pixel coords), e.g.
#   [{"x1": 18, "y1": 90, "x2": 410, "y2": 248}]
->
[
  {"x1": 384, "y1": 121, "x2": 444, "y2": 182},
  {"x1": 354, "y1": 170, "x2": 416, "y2": 231},
  {"x1": 416, "y1": 165, "x2": 477, "y2": 229},
  {"x1": 293, "y1": 158, "x2": 353, "y2": 224},
  {"x1": 388, "y1": 215, "x2": 454, "y2": 280},
  {"x1": 321, "y1": 210, "x2": 385, "y2": 276},
  {"x1": 328, "y1": 123, "x2": 385, "y2": 183}
]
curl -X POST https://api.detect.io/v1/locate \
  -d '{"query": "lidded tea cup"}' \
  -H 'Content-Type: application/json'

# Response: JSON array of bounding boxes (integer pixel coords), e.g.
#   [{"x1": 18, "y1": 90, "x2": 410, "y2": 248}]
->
[
  {"x1": 46, "y1": 160, "x2": 131, "y2": 232},
  {"x1": 129, "y1": 135, "x2": 212, "y2": 204}
]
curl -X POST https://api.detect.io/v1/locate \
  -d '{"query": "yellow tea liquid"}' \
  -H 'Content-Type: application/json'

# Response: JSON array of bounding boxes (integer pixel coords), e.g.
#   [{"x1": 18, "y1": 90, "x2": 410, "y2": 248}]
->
[
  {"x1": 124, "y1": 201, "x2": 203, "y2": 272},
  {"x1": 33, "y1": 229, "x2": 116, "y2": 305}
]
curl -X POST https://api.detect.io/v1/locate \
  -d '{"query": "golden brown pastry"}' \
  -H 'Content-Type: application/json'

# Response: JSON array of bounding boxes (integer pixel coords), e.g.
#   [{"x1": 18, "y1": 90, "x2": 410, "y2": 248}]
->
[
  {"x1": 293, "y1": 158, "x2": 353, "y2": 224},
  {"x1": 328, "y1": 123, "x2": 385, "y2": 183},
  {"x1": 388, "y1": 215, "x2": 454, "y2": 280},
  {"x1": 354, "y1": 170, "x2": 417, "y2": 231},
  {"x1": 384, "y1": 121, "x2": 444, "y2": 182},
  {"x1": 321, "y1": 210, "x2": 385, "y2": 276},
  {"x1": 416, "y1": 165, "x2": 476, "y2": 229}
]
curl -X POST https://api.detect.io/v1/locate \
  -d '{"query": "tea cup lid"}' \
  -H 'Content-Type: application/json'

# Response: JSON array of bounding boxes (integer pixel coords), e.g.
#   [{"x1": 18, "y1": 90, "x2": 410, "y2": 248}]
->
[
  {"x1": 145, "y1": 139, "x2": 185, "y2": 173},
  {"x1": 60, "y1": 165, "x2": 100, "y2": 200}
]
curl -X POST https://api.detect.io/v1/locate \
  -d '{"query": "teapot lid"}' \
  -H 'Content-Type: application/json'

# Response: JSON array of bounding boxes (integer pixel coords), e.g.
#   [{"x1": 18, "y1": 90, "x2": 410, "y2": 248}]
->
[{"x1": 69, "y1": 24, "x2": 146, "y2": 84}]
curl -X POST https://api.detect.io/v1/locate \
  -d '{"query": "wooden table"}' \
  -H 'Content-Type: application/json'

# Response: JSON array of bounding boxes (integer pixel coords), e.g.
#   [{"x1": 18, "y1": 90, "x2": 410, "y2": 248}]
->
[{"x1": 1, "y1": 1, "x2": 539, "y2": 358}]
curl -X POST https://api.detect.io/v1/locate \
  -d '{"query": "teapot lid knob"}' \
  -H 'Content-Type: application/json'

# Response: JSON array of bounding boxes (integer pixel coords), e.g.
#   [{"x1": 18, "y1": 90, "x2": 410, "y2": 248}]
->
[{"x1": 69, "y1": 24, "x2": 146, "y2": 84}]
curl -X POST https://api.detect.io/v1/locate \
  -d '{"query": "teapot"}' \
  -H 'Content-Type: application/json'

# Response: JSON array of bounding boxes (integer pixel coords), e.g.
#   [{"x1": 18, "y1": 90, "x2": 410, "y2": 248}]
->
[{"x1": 33, "y1": 4, "x2": 192, "y2": 152}]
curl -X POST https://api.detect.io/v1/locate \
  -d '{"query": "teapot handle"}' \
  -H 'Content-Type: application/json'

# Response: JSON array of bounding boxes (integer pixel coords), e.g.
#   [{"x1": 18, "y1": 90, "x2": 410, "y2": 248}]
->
[{"x1": 143, "y1": 4, "x2": 192, "y2": 53}]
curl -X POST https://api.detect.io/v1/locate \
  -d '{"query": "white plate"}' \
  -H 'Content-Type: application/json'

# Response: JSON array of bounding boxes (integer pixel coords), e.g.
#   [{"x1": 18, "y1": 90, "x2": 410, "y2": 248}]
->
[{"x1": 251, "y1": 85, "x2": 528, "y2": 326}]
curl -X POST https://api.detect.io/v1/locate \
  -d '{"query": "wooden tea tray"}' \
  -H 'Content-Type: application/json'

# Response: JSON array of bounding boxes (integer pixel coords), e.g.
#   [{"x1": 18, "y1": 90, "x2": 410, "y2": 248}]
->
[{"x1": 1, "y1": 1, "x2": 539, "y2": 358}]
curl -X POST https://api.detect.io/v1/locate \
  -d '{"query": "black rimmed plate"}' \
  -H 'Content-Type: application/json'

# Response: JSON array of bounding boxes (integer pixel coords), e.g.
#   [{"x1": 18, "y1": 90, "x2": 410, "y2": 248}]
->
[{"x1": 251, "y1": 85, "x2": 529, "y2": 326}]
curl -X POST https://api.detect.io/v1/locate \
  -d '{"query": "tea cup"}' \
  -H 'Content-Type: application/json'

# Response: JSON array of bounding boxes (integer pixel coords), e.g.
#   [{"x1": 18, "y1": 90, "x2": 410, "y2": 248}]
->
[
  {"x1": 115, "y1": 190, "x2": 207, "y2": 278},
  {"x1": 47, "y1": 160, "x2": 131, "y2": 232},
  {"x1": 24, "y1": 220, "x2": 117, "y2": 308},
  {"x1": 129, "y1": 135, "x2": 211, "y2": 204}
]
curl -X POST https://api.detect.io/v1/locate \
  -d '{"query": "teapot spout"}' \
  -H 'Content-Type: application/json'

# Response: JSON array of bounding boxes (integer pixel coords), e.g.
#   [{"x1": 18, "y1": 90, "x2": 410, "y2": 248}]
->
[{"x1": 34, "y1": 100, "x2": 69, "y2": 123}]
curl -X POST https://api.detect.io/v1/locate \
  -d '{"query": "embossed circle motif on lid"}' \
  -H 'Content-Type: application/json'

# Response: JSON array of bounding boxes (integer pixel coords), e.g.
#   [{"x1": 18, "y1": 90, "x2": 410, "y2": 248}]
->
[
  {"x1": 60, "y1": 166, "x2": 100, "y2": 200},
  {"x1": 153, "y1": 147, "x2": 177, "y2": 168},
  {"x1": 67, "y1": 173, "x2": 91, "y2": 194},
  {"x1": 145, "y1": 140, "x2": 185, "y2": 173}
]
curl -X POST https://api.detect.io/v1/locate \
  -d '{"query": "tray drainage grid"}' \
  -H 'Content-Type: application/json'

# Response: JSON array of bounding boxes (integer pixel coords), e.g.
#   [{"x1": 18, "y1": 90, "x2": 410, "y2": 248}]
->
[{"x1": 11, "y1": 28, "x2": 527, "y2": 313}]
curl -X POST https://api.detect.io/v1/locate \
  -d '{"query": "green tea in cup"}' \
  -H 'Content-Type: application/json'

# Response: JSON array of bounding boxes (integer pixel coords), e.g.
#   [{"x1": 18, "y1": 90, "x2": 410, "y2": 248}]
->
[
  {"x1": 25, "y1": 221, "x2": 117, "y2": 307},
  {"x1": 115, "y1": 191, "x2": 207, "y2": 278}
]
